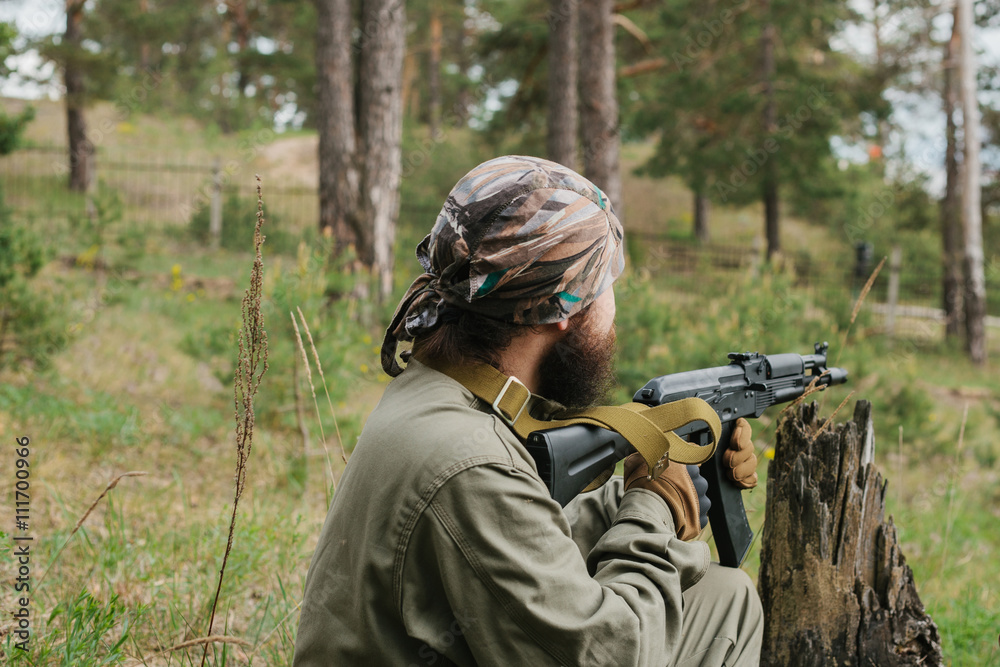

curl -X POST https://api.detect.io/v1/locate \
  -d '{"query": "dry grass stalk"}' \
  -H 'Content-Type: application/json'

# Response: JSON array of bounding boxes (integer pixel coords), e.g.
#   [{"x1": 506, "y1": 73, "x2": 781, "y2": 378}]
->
[
  {"x1": 296, "y1": 305, "x2": 347, "y2": 464},
  {"x1": 834, "y1": 255, "x2": 886, "y2": 369},
  {"x1": 939, "y1": 402, "x2": 969, "y2": 576},
  {"x1": 809, "y1": 390, "x2": 856, "y2": 443},
  {"x1": 167, "y1": 635, "x2": 252, "y2": 652},
  {"x1": 249, "y1": 600, "x2": 303, "y2": 660},
  {"x1": 38, "y1": 471, "x2": 147, "y2": 587},
  {"x1": 291, "y1": 311, "x2": 336, "y2": 496},
  {"x1": 778, "y1": 372, "x2": 827, "y2": 417},
  {"x1": 201, "y1": 176, "x2": 270, "y2": 667}
]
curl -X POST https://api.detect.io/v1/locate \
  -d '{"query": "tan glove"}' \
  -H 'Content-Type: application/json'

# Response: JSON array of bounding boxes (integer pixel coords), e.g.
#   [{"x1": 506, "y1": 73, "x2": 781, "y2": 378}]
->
[
  {"x1": 624, "y1": 453, "x2": 701, "y2": 541},
  {"x1": 724, "y1": 417, "x2": 759, "y2": 489}
]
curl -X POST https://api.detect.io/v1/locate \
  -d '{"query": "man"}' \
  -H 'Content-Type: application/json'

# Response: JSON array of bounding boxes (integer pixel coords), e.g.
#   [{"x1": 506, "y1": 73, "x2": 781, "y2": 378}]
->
[{"x1": 294, "y1": 156, "x2": 763, "y2": 666}]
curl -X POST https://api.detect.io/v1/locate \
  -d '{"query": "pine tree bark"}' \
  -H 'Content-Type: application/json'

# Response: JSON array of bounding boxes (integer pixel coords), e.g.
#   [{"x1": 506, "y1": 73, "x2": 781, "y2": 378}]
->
[
  {"x1": 65, "y1": 0, "x2": 92, "y2": 193},
  {"x1": 314, "y1": 0, "x2": 359, "y2": 249},
  {"x1": 760, "y1": 16, "x2": 780, "y2": 260},
  {"x1": 941, "y1": 17, "x2": 964, "y2": 339},
  {"x1": 547, "y1": 0, "x2": 578, "y2": 169},
  {"x1": 579, "y1": 0, "x2": 622, "y2": 219},
  {"x1": 693, "y1": 190, "x2": 709, "y2": 243},
  {"x1": 957, "y1": 0, "x2": 987, "y2": 365},
  {"x1": 428, "y1": 9, "x2": 443, "y2": 138},
  {"x1": 758, "y1": 401, "x2": 942, "y2": 666},
  {"x1": 358, "y1": 0, "x2": 405, "y2": 303}
]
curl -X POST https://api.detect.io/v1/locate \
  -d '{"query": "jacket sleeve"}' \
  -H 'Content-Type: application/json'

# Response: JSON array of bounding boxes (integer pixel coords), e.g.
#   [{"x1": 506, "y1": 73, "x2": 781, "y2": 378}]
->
[
  {"x1": 406, "y1": 461, "x2": 710, "y2": 666},
  {"x1": 563, "y1": 477, "x2": 626, "y2": 561}
]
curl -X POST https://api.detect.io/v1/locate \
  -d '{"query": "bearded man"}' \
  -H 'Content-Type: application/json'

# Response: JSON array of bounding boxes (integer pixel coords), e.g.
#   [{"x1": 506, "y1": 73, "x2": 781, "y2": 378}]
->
[{"x1": 293, "y1": 156, "x2": 763, "y2": 666}]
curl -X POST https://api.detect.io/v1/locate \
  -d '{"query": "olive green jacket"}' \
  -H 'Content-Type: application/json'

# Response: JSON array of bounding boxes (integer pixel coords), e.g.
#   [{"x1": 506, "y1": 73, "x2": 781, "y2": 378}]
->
[{"x1": 293, "y1": 359, "x2": 710, "y2": 666}]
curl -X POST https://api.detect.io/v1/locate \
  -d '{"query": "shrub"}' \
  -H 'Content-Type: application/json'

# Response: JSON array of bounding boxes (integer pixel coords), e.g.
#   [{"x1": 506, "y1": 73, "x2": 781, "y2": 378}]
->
[{"x1": 0, "y1": 186, "x2": 68, "y2": 369}]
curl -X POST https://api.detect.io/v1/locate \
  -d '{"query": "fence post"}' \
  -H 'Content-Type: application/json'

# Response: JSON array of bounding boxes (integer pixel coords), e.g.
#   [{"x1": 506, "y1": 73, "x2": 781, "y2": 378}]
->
[
  {"x1": 85, "y1": 148, "x2": 98, "y2": 223},
  {"x1": 885, "y1": 244, "x2": 902, "y2": 338},
  {"x1": 209, "y1": 157, "x2": 223, "y2": 250}
]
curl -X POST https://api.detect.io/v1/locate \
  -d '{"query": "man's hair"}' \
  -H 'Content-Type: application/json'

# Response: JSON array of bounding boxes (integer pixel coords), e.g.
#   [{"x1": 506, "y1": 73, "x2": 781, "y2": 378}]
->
[
  {"x1": 411, "y1": 301, "x2": 597, "y2": 370},
  {"x1": 411, "y1": 308, "x2": 527, "y2": 369}
]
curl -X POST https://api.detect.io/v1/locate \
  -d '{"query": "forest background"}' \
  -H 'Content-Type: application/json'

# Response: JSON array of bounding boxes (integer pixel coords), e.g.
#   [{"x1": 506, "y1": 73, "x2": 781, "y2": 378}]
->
[{"x1": 1, "y1": 0, "x2": 999, "y2": 664}]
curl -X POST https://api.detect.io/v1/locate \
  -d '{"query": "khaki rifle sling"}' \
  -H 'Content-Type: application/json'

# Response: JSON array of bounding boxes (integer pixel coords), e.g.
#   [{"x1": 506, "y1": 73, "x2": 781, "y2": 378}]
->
[{"x1": 429, "y1": 361, "x2": 721, "y2": 489}]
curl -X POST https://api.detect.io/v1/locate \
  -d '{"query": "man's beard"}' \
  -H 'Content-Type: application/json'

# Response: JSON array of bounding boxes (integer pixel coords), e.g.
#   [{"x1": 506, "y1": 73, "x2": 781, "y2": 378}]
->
[{"x1": 536, "y1": 321, "x2": 616, "y2": 409}]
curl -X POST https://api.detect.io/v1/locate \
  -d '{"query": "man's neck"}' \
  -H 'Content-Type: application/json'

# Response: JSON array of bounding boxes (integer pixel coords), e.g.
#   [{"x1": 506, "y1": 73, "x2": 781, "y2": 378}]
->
[{"x1": 495, "y1": 327, "x2": 563, "y2": 394}]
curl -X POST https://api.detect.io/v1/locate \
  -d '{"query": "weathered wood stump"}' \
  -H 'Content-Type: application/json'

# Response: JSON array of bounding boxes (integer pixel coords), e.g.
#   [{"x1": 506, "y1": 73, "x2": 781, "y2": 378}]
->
[{"x1": 757, "y1": 400, "x2": 942, "y2": 666}]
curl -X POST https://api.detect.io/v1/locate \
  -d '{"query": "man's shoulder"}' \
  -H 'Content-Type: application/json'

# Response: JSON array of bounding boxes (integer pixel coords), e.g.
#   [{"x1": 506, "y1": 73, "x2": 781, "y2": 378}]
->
[{"x1": 357, "y1": 359, "x2": 529, "y2": 472}]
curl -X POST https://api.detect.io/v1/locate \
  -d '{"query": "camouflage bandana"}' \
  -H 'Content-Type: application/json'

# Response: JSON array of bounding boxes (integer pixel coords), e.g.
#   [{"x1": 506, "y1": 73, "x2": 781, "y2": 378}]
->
[{"x1": 381, "y1": 155, "x2": 624, "y2": 377}]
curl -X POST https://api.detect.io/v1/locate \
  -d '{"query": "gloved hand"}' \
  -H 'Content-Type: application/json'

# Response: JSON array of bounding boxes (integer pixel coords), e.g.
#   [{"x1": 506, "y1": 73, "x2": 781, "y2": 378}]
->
[
  {"x1": 687, "y1": 464, "x2": 711, "y2": 530},
  {"x1": 624, "y1": 453, "x2": 702, "y2": 541},
  {"x1": 724, "y1": 417, "x2": 759, "y2": 489}
]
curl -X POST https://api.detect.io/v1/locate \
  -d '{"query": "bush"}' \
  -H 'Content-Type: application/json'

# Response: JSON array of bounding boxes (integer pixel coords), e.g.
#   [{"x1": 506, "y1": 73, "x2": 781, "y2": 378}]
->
[{"x1": 0, "y1": 186, "x2": 68, "y2": 369}]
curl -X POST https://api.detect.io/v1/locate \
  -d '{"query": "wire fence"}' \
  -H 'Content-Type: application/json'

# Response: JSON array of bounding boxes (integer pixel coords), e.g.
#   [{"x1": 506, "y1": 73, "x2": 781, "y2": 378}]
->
[
  {"x1": 2, "y1": 144, "x2": 997, "y2": 343},
  {"x1": 0, "y1": 143, "x2": 320, "y2": 236}
]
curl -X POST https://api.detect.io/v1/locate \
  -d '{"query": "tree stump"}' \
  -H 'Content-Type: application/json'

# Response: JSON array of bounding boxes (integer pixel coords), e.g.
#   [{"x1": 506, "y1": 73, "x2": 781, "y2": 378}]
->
[{"x1": 757, "y1": 400, "x2": 942, "y2": 666}]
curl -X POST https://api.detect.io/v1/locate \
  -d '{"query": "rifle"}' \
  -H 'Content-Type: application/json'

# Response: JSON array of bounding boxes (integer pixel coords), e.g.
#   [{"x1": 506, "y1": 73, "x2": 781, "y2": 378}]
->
[{"x1": 524, "y1": 342, "x2": 848, "y2": 567}]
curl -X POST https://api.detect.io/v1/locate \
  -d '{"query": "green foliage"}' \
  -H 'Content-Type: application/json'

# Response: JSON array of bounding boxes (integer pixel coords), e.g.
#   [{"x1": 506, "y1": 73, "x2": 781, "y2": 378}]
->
[
  {"x1": 632, "y1": 0, "x2": 866, "y2": 213},
  {"x1": 254, "y1": 238, "x2": 380, "y2": 449},
  {"x1": 50, "y1": 0, "x2": 318, "y2": 132},
  {"x1": 67, "y1": 182, "x2": 124, "y2": 267},
  {"x1": 4, "y1": 591, "x2": 139, "y2": 666},
  {"x1": 0, "y1": 22, "x2": 36, "y2": 154},
  {"x1": 0, "y1": 186, "x2": 68, "y2": 370},
  {"x1": 613, "y1": 264, "x2": 839, "y2": 399},
  {"x1": 0, "y1": 212, "x2": 45, "y2": 289}
]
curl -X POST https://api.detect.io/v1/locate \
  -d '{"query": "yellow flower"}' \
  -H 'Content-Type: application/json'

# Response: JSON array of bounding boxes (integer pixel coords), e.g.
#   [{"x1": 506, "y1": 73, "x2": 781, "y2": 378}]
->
[
  {"x1": 171, "y1": 264, "x2": 182, "y2": 276},
  {"x1": 764, "y1": 449, "x2": 775, "y2": 460},
  {"x1": 186, "y1": 293, "x2": 196, "y2": 302},
  {"x1": 362, "y1": 334, "x2": 372, "y2": 345},
  {"x1": 360, "y1": 363, "x2": 369, "y2": 374}
]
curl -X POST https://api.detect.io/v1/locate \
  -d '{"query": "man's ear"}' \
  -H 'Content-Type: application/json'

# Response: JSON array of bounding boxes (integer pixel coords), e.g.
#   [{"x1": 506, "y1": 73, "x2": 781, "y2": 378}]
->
[{"x1": 554, "y1": 319, "x2": 570, "y2": 332}]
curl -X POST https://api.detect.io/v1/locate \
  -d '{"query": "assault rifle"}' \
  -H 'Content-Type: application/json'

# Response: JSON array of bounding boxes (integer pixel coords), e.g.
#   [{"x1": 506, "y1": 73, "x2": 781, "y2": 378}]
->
[{"x1": 525, "y1": 342, "x2": 848, "y2": 568}]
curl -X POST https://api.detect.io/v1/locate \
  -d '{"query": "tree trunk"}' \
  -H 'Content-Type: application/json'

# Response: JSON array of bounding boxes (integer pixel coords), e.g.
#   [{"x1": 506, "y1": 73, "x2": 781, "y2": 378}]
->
[
  {"x1": 314, "y1": 0, "x2": 360, "y2": 250},
  {"x1": 358, "y1": 0, "x2": 405, "y2": 303},
  {"x1": 758, "y1": 401, "x2": 943, "y2": 666},
  {"x1": 760, "y1": 16, "x2": 780, "y2": 260},
  {"x1": 941, "y1": 16, "x2": 964, "y2": 339},
  {"x1": 579, "y1": 0, "x2": 622, "y2": 219},
  {"x1": 428, "y1": 9, "x2": 443, "y2": 138},
  {"x1": 957, "y1": 0, "x2": 986, "y2": 365},
  {"x1": 139, "y1": 0, "x2": 151, "y2": 71},
  {"x1": 65, "y1": 0, "x2": 92, "y2": 193},
  {"x1": 693, "y1": 189, "x2": 709, "y2": 243},
  {"x1": 547, "y1": 0, "x2": 578, "y2": 169},
  {"x1": 454, "y1": 18, "x2": 472, "y2": 125},
  {"x1": 226, "y1": 0, "x2": 253, "y2": 94}
]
